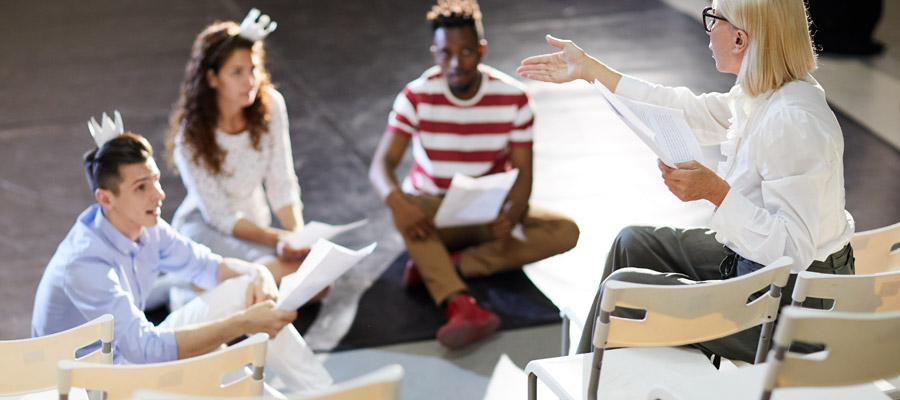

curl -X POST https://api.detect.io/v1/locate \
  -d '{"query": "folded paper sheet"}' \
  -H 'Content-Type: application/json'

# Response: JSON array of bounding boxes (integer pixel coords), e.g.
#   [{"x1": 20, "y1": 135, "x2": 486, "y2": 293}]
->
[
  {"x1": 280, "y1": 219, "x2": 368, "y2": 249},
  {"x1": 433, "y1": 169, "x2": 519, "y2": 228},
  {"x1": 275, "y1": 239, "x2": 376, "y2": 311},
  {"x1": 593, "y1": 80, "x2": 703, "y2": 168}
]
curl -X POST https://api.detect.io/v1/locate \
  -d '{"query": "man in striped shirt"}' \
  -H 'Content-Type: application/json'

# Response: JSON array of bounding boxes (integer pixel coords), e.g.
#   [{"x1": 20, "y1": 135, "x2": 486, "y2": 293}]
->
[{"x1": 369, "y1": 1, "x2": 579, "y2": 350}]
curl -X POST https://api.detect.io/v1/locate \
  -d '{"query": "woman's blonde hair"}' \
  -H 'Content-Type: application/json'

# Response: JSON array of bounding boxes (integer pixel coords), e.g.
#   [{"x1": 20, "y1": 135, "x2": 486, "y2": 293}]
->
[{"x1": 716, "y1": 0, "x2": 817, "y2": 97}]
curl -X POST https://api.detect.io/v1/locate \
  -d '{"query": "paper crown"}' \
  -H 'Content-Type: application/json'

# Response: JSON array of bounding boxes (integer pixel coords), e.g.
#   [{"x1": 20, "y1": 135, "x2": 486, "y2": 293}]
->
[
  {"x1": 427, "y1": 0, "x2": 483, "y2": 21},
  {"x1": 239, "y1": 8, "x2": 277, "y2": 41},
  {"x1": 87, "y1": 110, "x2": 124, "y2": 148}
]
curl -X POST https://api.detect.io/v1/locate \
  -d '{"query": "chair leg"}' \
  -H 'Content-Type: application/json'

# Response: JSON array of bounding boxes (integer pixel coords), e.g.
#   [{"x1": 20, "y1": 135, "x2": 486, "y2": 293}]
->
[
  {"x1": 561, "y1": 315, "x2": 570, "y2": 356},
  {"x1": 528, "y1": 372, "x2": 538, "y2": 400},
  {"x1": 756, "y1": 321, "x2": 775, "y2": 364},
  {"x1": 587, "y1": 348, "x2": 605, "y2": 400}
]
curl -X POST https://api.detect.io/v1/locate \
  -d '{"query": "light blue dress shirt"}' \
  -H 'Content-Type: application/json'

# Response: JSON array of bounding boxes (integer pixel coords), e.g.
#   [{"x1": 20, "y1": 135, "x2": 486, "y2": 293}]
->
[{"x1": 32, "y1": 204, "x2": 222, "y2": 363}]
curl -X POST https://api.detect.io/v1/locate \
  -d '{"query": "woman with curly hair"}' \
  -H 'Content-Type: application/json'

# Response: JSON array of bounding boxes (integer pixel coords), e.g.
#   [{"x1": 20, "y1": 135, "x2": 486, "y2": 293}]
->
[{"x1": 167, "y1": 15, "x2": 307, "y2": 285}]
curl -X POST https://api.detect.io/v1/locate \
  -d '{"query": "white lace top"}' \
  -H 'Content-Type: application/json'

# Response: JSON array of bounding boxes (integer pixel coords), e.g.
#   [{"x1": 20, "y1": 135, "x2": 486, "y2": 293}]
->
[{"x1": 172, "y1": 87, "x2": 302, "y2": 234}]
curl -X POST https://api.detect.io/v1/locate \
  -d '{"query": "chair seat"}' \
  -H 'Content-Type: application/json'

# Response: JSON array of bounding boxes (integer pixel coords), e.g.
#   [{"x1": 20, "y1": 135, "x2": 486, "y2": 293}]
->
[
  {"x1": 3, "y1": 388, "x2": 89, "y2": 400},
  {"x1": 526, "y1": 347, "x2": 717, "y2": 400},
  {"x1": 645, "y1": 362, "x2": 890, "y2": 400}
]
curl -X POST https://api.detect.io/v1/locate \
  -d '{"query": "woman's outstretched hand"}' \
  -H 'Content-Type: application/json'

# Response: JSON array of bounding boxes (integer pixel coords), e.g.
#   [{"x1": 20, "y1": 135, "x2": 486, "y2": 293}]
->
[{"x1": 517, "y1": 35, "x2": 591, "y2": 83}]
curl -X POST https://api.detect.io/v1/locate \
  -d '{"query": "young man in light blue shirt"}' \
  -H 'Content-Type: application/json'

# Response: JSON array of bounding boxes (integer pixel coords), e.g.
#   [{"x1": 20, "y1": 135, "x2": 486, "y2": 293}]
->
[{"x1": 32, "y1": 131, "x2": 331, "y2": 393}]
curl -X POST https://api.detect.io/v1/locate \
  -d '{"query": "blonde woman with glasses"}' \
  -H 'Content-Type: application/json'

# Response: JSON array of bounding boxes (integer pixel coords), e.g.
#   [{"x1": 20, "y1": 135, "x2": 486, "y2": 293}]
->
[{"x1": 518, "y1": 0, "x2": 855, "y2": 363}]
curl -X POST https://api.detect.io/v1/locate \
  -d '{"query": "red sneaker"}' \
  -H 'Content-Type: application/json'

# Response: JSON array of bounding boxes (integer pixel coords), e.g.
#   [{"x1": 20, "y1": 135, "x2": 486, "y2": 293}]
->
[
  {"x1": 436, "y1": 294, "x2": 500, "y2": 349},
  {"x1": 403, "y1": 251, "x2": 461, "y2": 288}
]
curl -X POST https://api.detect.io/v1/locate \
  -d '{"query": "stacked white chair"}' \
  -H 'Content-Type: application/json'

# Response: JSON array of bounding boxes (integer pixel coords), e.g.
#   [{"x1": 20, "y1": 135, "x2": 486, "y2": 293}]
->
[
  {"x1": 646, "y1": 222, "x2": 900, "y2": 399},
  {"x1": 646, "y1": 307, "x2": 898, "y2": 399},
  {"x1": 850, "y1": 221, "x2": 900, "y2": 275},
  {"x1": 58, "y1": 333, "x2": 268, "y2": 400},
  {"x1": 0, "y1": 314, "x2": 113, "y2": 398},
  {"x1": 526, "y1": 257, "x2": 793, "y2": 400},
  {"x1": 131, "y1": 364, "x2": 405, "y2": 400}
]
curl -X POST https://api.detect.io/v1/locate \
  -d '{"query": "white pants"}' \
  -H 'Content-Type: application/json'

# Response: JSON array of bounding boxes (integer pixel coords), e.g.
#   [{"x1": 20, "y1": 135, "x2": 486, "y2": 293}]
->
[{"x1": 158, "y1": 275, "x2": 333, "y2": 394}]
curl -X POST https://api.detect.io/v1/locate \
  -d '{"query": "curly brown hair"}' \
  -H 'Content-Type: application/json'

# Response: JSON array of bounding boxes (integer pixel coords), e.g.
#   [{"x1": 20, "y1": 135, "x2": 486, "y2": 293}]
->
[{"x1": 166, "y1": 21, "x2": 273, "y2": 176}]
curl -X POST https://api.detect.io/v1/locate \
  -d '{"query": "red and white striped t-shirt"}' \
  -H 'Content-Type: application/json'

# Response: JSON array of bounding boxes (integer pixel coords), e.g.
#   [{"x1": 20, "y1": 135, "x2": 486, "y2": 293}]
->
[{"x1": 387, "y1": 64, "x2": 534, "y2": 195}]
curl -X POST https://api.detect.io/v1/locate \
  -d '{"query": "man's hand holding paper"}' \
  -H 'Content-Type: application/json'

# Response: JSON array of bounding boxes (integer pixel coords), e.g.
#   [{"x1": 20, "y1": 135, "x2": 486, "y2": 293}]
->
[
  {"x1": 244, "y1": 264, "x2": 279, "y2": 308},
  {"x1": 434, "y1": 169, "x2": 520, "y2": 228},
  {"x1": 386, "y1": 191, "x2": 436, "y2": 240}
]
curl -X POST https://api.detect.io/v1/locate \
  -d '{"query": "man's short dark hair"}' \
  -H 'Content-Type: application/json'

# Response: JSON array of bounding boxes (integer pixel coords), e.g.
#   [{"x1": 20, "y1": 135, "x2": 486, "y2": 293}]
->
[
  {"x1": 427, "y1": 0, "x2": 484, "y2": 40},
  {"x1": 83, "y1": 133, "x2": 153, "y2": 194}
]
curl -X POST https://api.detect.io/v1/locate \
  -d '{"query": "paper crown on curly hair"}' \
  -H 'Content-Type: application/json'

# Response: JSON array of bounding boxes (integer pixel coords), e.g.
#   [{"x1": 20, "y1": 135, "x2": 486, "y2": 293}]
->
[
  {"x1": 88, "y1": 110, "x2": 124, "y2": 148},
  {"x1": 427, "y1": 0, "x2": 483, "y2": 21},
  {"x1": 239, "y1": 8, "x2": 277, "y2": 41}
]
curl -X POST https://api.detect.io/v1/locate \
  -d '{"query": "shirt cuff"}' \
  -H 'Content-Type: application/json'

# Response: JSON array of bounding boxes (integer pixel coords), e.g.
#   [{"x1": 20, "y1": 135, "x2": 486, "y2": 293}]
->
[
  {"x1": 709, "y1": 189, "x2": 756, "y2": 255},
  {"x1": 613, "y1": 75, "x2": 651, "y2": 99},
  {"x1": 194, "y1": 253, "x2": 223, "y2": 291},
  {"x1": 158, "y1": 329, "x2": 179, "y2": 362}
]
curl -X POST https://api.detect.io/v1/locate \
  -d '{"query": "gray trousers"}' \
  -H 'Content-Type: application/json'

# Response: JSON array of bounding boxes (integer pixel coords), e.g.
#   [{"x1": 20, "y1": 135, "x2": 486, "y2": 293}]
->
[{"x1": 576, "y1": 226, "x2": 854, "y2": 363}]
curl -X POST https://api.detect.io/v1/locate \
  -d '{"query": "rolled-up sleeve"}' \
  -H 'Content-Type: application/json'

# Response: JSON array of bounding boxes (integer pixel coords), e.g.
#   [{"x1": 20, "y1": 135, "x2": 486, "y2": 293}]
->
[
  {"x1": 64, "y1": 260, "x2": 177, "y2": 363},
  {"x1": 155, "y1": 219, "x2": 221, "y2": 290}
]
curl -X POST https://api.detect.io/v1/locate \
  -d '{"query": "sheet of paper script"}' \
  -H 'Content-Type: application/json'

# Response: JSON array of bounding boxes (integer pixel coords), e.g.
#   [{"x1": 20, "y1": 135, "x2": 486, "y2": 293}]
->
[
  {"x1": 593, "y1": 80, "x2": 703, "y2": 168},
  {"x1": 280, "y1": 219, "x2": 368, "y2": 249},
  {"x1": 275, "y1": 239, "x2": 376, "y2": 310},
  {"x1": 434, "y1": 169, "x2": 519, "y2": 228}
]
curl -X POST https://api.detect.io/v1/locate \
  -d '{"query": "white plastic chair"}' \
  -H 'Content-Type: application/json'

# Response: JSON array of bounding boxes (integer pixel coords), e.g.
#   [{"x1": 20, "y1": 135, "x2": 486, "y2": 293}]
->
[
  {"x1": 646, "y1": 307, "x2": 899, "y2": 400},
  {"x1": 792, "y1": 268, "x2": 900, "y2": 399},
  {"x1": 131, "y1": 364, "x2": 405, "y2": 400},
  {"x1": 558, "y1": 305, "x2": 585, "y2": 356},
  {"x1": 850, "y1": 221, "x2": 900, "y2": 275},
  {"x1": 290, "y1": 364, "x2": 403, "y2": 400},
  {"x1": 792, "y1": 269, "x2": 900, "y2": 313},
  {"x1": 0, "y1": 314, "x2": 113, "y2": 396},
  {"x1": 526, "y1": 256, "x2": 793, "y2": 400},
  {"x1": 58, "y1": 333, "x2": 268, "y2": 400}
]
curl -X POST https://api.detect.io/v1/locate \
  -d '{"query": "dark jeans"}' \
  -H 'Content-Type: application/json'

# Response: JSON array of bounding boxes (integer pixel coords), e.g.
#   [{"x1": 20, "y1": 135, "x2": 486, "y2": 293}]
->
[{"x1": 577, "y1": 226, "x2": 855, "y2": 363}]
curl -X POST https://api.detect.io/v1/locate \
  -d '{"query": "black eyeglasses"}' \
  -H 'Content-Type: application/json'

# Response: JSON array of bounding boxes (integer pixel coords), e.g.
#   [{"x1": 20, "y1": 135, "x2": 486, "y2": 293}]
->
[{"x1": 702, "y1": 6, "x2": 729, "y2": 32}]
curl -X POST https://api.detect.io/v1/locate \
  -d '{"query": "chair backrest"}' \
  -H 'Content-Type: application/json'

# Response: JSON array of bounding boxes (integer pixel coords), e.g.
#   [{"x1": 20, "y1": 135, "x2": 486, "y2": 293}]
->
[
  {"x1": 131, "y1": 364, "x2": 405, "y2": 400},
  {"x1": 291, "y1": 363, "x2": 404, "y2": 400},
  {"x1": 761, "y1": 307, "x2": 900, "y2": 396},
  {"x1": 850, "y1": 221, "x2": 900, "y2": 275},
  {"x1": 0, "y1": 314, "x2": 113, "y2": 395},
  {"x1": 596, "y1": 257, "x2": 793, "y2": 348},
  {"x1": 792, "y1": 269, "x2": 900, "y2": 313},
  {"x1": 58, "y1": 333, "x2": 268, "y2": 400}
]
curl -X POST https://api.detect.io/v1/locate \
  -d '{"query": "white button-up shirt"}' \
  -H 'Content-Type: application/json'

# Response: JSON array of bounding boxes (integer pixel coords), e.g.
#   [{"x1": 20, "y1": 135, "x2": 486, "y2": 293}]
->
[{"x1": 615, "y1": 75, "x2": 854, "y2": 272}]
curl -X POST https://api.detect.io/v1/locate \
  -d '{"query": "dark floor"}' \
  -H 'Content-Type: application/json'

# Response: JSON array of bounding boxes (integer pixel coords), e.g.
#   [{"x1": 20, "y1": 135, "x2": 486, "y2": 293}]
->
[{"x1": 2, "y1": 1, "x2": 899, "y2": 397}]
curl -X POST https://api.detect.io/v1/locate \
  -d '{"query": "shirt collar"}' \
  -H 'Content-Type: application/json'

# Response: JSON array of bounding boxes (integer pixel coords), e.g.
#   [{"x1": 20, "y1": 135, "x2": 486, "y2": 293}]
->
[
  {"x1": 89, "y1": 204, "x2": 145, "y2": 256},
  {"x1": 440, "y1": 64, "x2": 488, "y2": 107}
]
